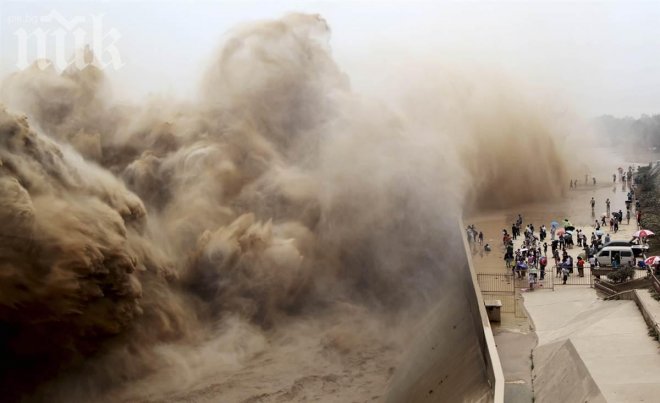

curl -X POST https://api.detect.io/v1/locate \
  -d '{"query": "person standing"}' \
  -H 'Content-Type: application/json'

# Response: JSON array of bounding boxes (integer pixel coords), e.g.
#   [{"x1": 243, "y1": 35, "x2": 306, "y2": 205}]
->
[
  {"x1": 478, "y1": 231, "x2": 484, "y2": 245},
  {"x1": 577, "y1": 256, "x2": 585, "y2": 277},
  {"x1": 528, "y1": 266, "x2": 538, "y2": 290},
  {"x1": 576, "y1": 230, "x2": 582, "y2": 247},
  {"x1": 540, "y1": 255, "x2": 547, "y2": 280},
  {"x1": 590, "y1": 197, "x2": 595, "y2": 211},
  {"x1": 562, "y1": 264, "x2": 570, "y2": 284},
  {"x1": 606, "y1": 198, "x2": 610, "y2": 214}
]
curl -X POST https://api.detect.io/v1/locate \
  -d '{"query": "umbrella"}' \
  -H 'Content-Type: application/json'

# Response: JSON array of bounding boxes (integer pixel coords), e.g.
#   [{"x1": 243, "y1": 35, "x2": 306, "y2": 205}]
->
[
  {"x1": 595, "y1": 230, "x2": 604, "y2": 236},
  {"x1": 633, "y1": 229, "x2": 655, "y2": 238},
  {"x1": 645, "y1": 256, "x2": 660, "y2": 266},
  {"x1": 565, "y1": 225, "x2": 576, "y2": 231},
  {"x1": 551, "y1": 221, "x2": 559, "y2": 228},
  {"x1": 556, "y1": 228, "x2": 566, "y2": 236}
]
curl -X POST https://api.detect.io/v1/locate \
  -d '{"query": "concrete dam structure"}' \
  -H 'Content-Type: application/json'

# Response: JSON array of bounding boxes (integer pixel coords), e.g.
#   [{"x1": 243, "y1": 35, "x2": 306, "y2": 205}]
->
[{"x1": 386, "y1": 230, "x2": 504, "y2": 402}]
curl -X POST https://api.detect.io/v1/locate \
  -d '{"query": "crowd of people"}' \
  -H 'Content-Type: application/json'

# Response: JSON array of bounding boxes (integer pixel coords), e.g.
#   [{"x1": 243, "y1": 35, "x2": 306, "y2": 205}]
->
[{"x1": 468, "y1": 166, "x2": 648, "y2": 289}]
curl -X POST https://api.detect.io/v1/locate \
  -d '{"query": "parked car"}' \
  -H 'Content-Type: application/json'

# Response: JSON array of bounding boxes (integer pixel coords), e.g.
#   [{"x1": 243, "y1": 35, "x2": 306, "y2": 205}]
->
[
  {"x1": 599, "y1": 241, "x2": 648, "y2": 257},
  {"x1": 595, "y1": 246, "x2": 636, "y2": 267}
]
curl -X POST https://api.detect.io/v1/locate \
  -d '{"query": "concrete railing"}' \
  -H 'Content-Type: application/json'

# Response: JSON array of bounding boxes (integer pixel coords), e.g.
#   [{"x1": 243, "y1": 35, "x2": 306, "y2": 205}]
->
[
  {"x1": 651, "y1": 273, "x2": 660, "y2": 294},
  {"x1": 463, "y1": 232, "x2": 506, "y2": 403}
]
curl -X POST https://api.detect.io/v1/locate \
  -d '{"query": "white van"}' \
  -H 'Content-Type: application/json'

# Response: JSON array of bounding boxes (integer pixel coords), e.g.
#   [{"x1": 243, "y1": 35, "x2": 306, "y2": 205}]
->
[{"x1": 595, "y1": 246, "x2": 635, "y2": 267}]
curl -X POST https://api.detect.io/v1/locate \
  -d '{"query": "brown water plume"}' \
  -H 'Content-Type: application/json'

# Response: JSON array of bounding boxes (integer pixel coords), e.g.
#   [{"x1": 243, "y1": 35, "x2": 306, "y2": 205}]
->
[{"x1": 0, "y1": 13, "x2": 570, "y2": 402}]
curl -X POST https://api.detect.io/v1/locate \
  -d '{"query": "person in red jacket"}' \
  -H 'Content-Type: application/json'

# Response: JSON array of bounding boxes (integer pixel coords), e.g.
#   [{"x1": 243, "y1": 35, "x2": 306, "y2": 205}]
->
[{"x1": 577, "y1": 256, "x2": 585, "y2": 277}]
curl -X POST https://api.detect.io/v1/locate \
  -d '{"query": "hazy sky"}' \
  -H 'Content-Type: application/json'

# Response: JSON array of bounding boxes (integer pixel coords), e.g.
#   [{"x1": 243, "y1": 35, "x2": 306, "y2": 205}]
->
[{"x1": 1, "y1": 0, "x2": 659, "y2": 117}]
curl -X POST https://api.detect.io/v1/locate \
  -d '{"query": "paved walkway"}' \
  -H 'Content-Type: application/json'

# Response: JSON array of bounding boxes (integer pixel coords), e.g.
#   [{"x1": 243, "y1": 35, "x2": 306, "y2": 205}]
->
[
  {"x1": 524, "y1": 287, "x2": 660, "y2": 402},
  {"x1": 492, "y1": 328, "x2": 535, "y2": 403}
]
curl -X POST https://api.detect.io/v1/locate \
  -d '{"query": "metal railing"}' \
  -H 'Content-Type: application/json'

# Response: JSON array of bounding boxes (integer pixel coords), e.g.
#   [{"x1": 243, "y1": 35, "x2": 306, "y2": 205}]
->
[{"x1": 552, "y1": 265, "x2": 594, "y2": 286}]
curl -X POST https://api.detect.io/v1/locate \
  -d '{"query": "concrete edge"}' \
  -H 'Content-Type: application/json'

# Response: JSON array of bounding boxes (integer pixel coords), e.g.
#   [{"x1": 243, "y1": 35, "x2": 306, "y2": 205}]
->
[
  {"x1": 520, "y1": 293, "x2": 537, "y2": 332},
  {"x1": 594, "y1": 280, "x2": 617, "y2": 296},
  {"x1": 632, "y1": 289, "x2": 660, "y2": 344},
  {"x1": 651, "y1": 272, "x2": 660, "y2": 293},
  {"x1": 532, "y1": 339, "x2": 606, "y2": 403},
  {"x1": 460, "y1": 220, "x2": 505, "y2": 403}
]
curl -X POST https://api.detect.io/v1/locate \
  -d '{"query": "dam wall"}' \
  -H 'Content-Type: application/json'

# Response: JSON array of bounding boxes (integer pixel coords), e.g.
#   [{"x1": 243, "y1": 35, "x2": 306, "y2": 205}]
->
[{"x1": 385, "y1": 223, "x2": 504, "y2": 402}]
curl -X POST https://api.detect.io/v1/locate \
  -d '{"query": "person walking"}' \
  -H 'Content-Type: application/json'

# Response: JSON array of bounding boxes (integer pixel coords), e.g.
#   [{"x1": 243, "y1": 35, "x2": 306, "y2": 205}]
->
[
  {"x1": 626, "y1": 210, "x2": 631, "y2": 224},
  {"x1": 590, "y1": 197, "x2": 595, "y2": 211}
]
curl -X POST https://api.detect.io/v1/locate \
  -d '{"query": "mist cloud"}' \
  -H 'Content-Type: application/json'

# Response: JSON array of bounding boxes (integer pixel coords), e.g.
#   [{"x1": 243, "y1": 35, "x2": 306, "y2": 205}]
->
[{"x1": 0, "y1": 13, "x2": 568, "y2": 401}]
